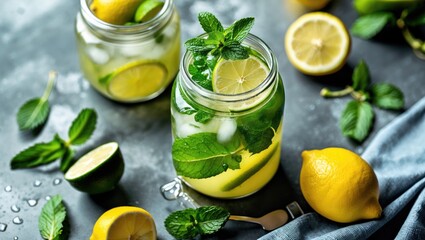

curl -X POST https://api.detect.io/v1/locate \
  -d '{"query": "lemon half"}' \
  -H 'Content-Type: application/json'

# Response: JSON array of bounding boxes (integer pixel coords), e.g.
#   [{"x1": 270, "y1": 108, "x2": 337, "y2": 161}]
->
[
  {"x1": 285, "y1": 12, "x2": 351, "y2": 76},
  {"x1": 90, "y1": 206, "x2": 156, "y2": 240}
]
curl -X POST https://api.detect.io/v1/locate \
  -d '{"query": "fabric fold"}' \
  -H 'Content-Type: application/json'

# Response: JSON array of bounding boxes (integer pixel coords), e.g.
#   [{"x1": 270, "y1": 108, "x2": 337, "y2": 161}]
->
[{"x1": 261, "y1": 97, "x2": 425, "y2": 240}]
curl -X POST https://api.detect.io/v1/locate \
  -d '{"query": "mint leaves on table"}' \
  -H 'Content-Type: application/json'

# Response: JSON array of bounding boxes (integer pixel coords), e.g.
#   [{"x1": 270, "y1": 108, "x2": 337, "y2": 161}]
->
[
  {"x1": 185, "y1": 12, "x2": 254, "y2": 91},
  {"x1": 11, "y1": 108, "x2": 97, "y2": 172},
  {"x1": 351, "y1": 8, "x2": 425, "y2": 58},
  {"x1": 39, "y1": 195, "x2": 67, "y2": 240},
  {"x1": 321, "y1": 60, "x2": 404, "y2": 142},
  {"x1": 17, "y1": 71, "x2": 57, "y2": 131},
  {"x1": 172, "y1": 132, "x2": 242, "y2": 179},
  {"x1": 164, "y1": 206, "x2": 230, "y2": 240}
]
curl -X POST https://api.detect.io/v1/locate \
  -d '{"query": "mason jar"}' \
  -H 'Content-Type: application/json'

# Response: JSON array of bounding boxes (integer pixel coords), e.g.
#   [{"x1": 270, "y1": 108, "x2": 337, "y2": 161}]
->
[
  {"x1": 171, "y1": 34, "x2": 285, "y2": 199},
  {"x1": 75, "y1": 0, "x2": 180, "y2": 102}
]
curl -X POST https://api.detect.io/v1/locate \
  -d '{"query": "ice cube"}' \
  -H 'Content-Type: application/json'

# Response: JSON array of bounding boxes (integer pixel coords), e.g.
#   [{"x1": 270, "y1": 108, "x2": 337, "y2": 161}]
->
[
  {"x1": 217, "y1": 118, "x2": 237, "y2": 143},
  {"x1": 87, "y1": 45, "x2": 110, "y2": 64}
]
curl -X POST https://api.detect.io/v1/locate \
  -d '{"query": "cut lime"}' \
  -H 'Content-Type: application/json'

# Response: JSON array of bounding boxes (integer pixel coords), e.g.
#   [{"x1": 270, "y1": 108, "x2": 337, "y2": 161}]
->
[
  {"x1": 106, "y1": 61, "x2": 167, "y2": 101},
  {"x1": 64, "y1": 142, "x2": 124, "y2": 194},
  {"x1": 212, "y1": 55, "x2": 271, "y2": 111},
  {"x1": 134, "y1": 0, "x2": 164, "y2": 23}
]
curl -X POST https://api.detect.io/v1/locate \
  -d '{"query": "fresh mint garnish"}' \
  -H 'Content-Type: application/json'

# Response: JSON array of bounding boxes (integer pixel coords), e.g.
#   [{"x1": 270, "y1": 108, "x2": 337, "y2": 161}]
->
[
  {"x1": 172, "y1": 132, "x2": 242, "y2": 179},
  {"x1": 39, "y1": 195, "x2": 67, "y2": 240},
  {"x1": 164, "y1": 206, "x2": 230, "y2": 240},
  {"x1": 185, "y1": 12, "x2": 254, "y2": 90},
  {"x1": 11, "y1": 108, "x2": 97, "y2": 172},
  {"x1": 17, "y1": 71, "x2": 57, "y2": 131},
  {"x1": 351, "y1": 7, "x2": 425, "y2": 57},
  {"x1": 194, "y1": 110, "x2": 214, "y2": 124},
  {"x1": 321, "y1": 60, "x2": 404, "y2": 142}
]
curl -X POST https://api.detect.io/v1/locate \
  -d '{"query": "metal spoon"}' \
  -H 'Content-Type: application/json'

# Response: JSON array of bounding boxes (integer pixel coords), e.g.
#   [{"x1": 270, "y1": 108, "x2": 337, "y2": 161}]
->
[{"x1": 160, "y1": 178, "x2": 304, "y2": 230}]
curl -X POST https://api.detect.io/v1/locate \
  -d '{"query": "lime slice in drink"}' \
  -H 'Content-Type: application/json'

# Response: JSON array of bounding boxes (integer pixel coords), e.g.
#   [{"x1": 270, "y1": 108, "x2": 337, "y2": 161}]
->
[
  {"x1": 64, "y1": 142, "x2": 124, "y2": 194},
  {"x1": 134, "y1": 0, "x2": 164, "y2": 23},
  {"x1": 212, "y1": 55, "x2": 271, "y2": 111},
  {"x1": 106, "y1": 61, "x2": 167, "y2": 101}
]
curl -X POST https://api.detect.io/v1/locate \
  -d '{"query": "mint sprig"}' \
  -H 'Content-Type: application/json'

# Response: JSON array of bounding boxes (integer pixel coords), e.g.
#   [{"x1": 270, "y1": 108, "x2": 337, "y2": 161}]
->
[
  {"x1": 11, "y1": 108, "x2": 97, "y2": 172},
  {"x1": 184, "y1": 12, "x2": 254, "y2": 91},
  {"x1": 321, "y1": 60, "x2": 404, "y2": 142},
  {"x1": 351, "y1": 7, "x2": 425, "y2": 58},
  {"x1": 39, "y1": 195, "x2": 67, "y2": 240},
  {"x1": 17, "y1": 71, "x2": 57, "y2": 131},
  {"x1": 164, "y1": 206, "x2": 230, "y2": 240}
]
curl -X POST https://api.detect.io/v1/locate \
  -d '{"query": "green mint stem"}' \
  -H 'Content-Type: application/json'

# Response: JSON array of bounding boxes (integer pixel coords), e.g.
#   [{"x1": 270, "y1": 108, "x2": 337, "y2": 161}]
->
[
  {"x1": 320, "y1": 86, "x2": 353, "y2": 98},
  {"x1": 41, "y1": 71, "x2": 57, "y2": 102},
  {"x1": 397, "y1": 11, "x2": 425, "y2": 56}
]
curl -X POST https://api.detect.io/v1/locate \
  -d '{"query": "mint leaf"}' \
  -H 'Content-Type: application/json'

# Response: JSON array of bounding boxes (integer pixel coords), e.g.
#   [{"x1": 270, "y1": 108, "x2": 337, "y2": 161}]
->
[
  {"x1": 11, "y1": 134, "x2": 66, "y2": 169},
  {"x1": 221, "y1": 43, "x2": 249, "y2": 60},
  {"x1": 205, "y1": 31, "x2": 225, "y2": 45},
  {"x1": 17, "y1": 98, "x2": 50, "y2": 131},
  {"x1": 231, "y1": 17, "x2": 255, "y2": 43},
  {"x1": 406, "y1": 11, "x2": 425, "y2": 27},
  {"x1": 370, "y1": 83, "x2": 404, "y2": 110},
  {"x1": 165, "y1": 206, "x2": 230, "y2": 240},
  {"x1": 172, "y1": 133, "x2": 242, "y2": 178},
  {"x1": 340, "y1": 101, "x2": 374, "y2": 142},
  {"x1": 240, "y1": 127, "x2": 274, "y2": 154},
  {"x1": 17, "y1": 71, "x2": 56, "y2": 131},
  {"x1": 352, "y1": 60, "x2": 370, "y2": 91},
  {"x1": 185, "y1": 38, "x2": 215, "y2": 54},
  {"x1": 60, "y1": 148, "x2": 75, "y2": 173},
  {"x1": 194, "y1": 110, "x2": 214, "y2": 124},
  {"x1": 198, "y1": 12, "x2": 224, "y2": 33},
  {"x1": 351, "y1": 12, "x2": 395, "y2": 39},
  {"x1": 39, "y1": 195, "x2": 66, "y2": 240},
  {"x1": 68, "y1": 108, "x2": 97, "y2": 145}
]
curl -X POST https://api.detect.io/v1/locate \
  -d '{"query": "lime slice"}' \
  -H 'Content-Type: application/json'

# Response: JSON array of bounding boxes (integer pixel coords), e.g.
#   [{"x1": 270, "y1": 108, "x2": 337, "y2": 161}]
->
[
  {"x1": 134, "y1": 0, "x2": 164, "y2": 23},
  {"x1": 212, "y1": 55, "x2": 271, "y2": 111},
  {"x1": 64, "y1": 142, "x2": 124, "y2": 194},
  {"x1": 106, "y1": 61, "x2": 167, "y2": 101}
]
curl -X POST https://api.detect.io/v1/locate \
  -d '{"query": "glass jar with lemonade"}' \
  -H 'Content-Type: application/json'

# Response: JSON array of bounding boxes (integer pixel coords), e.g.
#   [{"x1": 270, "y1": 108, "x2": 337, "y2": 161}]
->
[
  {"x1": 171, "y1": 13, "x2": 285, "y2": 198},
  {"x1": 75, "y1": 0, "x2": 180, "y2": 102}
]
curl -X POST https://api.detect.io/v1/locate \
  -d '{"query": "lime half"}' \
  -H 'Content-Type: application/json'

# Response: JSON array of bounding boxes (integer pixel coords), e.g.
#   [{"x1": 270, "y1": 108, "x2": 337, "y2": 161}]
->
[
  {"x1": 134, "y1": 0, "x2": 164, "y2": 23},
  {"x1": 65, "y1": 142, "x2": 124, "y2": 194},
  {"x1": 212, "y1": 55, "x2": 271, "y2": 111},
  {"x1": 106, "y1": 61, "x2": 167, "y2": 102}
]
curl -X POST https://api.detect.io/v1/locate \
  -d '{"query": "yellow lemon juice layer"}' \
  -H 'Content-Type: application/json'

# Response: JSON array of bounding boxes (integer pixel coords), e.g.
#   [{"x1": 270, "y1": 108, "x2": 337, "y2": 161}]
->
[{"x1": 183, "y1": 125, "x2": 282, "y2": 198}]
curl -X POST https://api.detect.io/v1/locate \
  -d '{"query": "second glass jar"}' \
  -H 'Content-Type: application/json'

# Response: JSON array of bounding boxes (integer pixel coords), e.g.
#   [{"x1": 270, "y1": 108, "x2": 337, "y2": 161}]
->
[{"x1": 75, "y1": 0, "x2": 180, "y2": 102}]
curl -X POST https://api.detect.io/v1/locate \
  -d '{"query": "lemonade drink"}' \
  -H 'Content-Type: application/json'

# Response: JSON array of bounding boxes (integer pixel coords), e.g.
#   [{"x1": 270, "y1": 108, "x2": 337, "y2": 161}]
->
[
  {"x1": 75, "y1": 0, "x2": 180, "y2": 102},
  {"x1": 171, "y1": 18, "x2": 285, "y2": 198}
]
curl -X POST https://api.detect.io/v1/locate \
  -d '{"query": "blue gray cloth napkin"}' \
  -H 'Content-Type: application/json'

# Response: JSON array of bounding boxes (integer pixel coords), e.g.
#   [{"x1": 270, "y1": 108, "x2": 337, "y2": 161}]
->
[{"x1": 261, "y1": 97, "x2": 425, "y2": 240}]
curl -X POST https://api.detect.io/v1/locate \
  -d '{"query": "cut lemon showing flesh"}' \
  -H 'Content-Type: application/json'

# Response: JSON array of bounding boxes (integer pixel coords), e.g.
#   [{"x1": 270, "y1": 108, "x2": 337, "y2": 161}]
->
[
  {"x1": 90, "y1": 206, "x2": 156, "y2": 240},
  {"x1": 135, "y1": 0, "x2": 164, "y2": 23},
  {"x1": 106, "y1": 61, "x2": 167, "y2": 102},
  {"x1": 65, "y1": 142, "x2": 124, "y2": 194},
  {"x1": 285, "y1": 12, "x2": 351, "y2": 76},
  {"x1": 212, "y1": 55, "x2": 271, "y2": 111}
]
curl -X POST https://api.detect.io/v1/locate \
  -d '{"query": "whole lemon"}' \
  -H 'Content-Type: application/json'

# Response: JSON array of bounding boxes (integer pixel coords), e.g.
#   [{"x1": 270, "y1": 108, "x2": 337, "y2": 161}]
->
[
  {"x1": 300, "y1": 147, "x2": 382, "y2": 223},
  {"x1": 90, "y1": 0, "x2": 143, "y2": 25},
  {"x1": 296, "y1": 0, "x2": 331, "y2": 10}
]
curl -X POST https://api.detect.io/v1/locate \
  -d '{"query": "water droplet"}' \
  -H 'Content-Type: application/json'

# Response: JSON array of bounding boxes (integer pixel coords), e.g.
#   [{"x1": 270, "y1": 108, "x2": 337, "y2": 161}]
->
[
  {"x1": 53, "y1": 178, "x2": 62, "y2": 185},
  {"x1": 12, "y1": 217, "x2": 23, "y2": 225},
  {"x1": 14, "y1": 237, "x2": 19, "y2": 240},
  {"x1": 222, "y1": 163, "x2": 228, "y2": 170},
  {"x1": 11, "y1": 205, "x2": 20, "y2": 213},
  {"x1": 27, "y1": 199, "x2": 38, "y2": 207},
  {"x1": 4, "y1": 185, "x2": 12, "y2": 192},
  {"x1": 0, "y1": 223, "x2": 7, "y2": 232},
  {"x1": 45, "y1": 195, "x2": 51, "y2": 201},
  {"x1": 33, "y1": 180, "x2": 42, "y2": 187}
]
